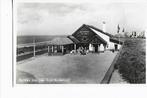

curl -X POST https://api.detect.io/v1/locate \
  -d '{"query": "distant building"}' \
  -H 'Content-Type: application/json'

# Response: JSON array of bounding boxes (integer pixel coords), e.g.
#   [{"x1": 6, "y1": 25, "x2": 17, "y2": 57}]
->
[{"x1": 129, "y1": 31, "x2": 146, "y2": 38}]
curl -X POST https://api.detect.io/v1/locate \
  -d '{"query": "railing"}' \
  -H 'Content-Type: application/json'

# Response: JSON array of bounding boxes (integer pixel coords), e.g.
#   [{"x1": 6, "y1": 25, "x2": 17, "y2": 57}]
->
[
  {"x1": 17, "y1": 41, "x2": 50, "y2": 61},
  {"x1": 17, "y1": 48, "x2": 48, "y2": 57}
]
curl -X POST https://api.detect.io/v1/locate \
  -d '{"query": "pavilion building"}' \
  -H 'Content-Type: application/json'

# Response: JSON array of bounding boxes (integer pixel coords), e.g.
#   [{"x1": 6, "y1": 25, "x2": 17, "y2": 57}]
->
[{"x1": 48, "y1": 24, "x2": 123, "y2": 55}]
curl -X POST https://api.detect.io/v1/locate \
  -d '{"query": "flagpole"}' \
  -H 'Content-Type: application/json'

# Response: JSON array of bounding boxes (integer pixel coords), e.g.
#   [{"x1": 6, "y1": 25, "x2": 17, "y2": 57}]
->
[
  {"x1": 117, "y1": 24, "x2": 120, "y2": 50},
  {"x1": 118, "y1": 32, "x2": 120, "y2": 49}
]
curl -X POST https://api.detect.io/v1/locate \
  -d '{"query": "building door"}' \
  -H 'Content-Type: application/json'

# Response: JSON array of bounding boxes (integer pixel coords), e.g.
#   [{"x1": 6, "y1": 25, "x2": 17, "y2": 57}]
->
[
  {"x1": 115, "y1": 44, "x2": 118, "y2": 50},
  {"x1": 94, "y1": 44, "x2": 98, "y2": 52}
]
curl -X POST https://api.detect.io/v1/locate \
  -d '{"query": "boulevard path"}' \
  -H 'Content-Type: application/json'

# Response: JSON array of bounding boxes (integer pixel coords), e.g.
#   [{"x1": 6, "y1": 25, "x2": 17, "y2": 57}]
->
[{"x1": 17, "y1": 51, "x2": 117, "y2": 84}]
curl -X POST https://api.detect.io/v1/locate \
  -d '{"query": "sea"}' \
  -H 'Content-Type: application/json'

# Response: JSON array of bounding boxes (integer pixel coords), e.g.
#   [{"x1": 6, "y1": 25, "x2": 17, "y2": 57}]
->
[{"x1": 17, "y1": 35, "x2": 67, "y2": 45}]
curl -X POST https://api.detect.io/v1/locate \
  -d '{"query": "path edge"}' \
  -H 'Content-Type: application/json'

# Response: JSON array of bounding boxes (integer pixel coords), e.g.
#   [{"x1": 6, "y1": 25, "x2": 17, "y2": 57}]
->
[{"x1": 100, "y1": 45, "x2": 124, "y2": 84}]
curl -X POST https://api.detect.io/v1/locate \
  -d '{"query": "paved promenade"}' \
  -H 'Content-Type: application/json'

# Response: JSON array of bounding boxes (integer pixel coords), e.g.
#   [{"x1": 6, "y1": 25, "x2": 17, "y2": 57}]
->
[{"x1": 17, "y1": 51, "x2": 117, "y2": 84}]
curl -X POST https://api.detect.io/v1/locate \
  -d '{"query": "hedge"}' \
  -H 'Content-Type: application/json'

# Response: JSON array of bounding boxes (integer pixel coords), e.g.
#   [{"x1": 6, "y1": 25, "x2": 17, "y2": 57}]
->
[{"x1": 114, "y1": 39, "x2": 146, "y2": 83}]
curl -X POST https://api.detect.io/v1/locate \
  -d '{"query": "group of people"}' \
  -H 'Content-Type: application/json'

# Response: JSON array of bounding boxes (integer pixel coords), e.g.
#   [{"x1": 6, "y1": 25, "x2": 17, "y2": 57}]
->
[{"x1": 70, "y1": 46, "x2": 89, "y2": 55}]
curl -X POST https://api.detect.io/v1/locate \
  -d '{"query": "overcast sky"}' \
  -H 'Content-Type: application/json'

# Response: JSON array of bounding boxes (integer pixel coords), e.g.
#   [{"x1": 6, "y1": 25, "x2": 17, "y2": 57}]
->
[{"x1": 17, "y1": 2, "x2": 147, "y2": 35}]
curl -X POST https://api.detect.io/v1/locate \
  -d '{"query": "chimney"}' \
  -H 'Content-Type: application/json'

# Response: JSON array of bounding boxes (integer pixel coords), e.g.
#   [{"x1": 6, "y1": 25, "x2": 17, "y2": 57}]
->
[{"x1": 102, "y1": 21, "x2": 106, "y2": 32}]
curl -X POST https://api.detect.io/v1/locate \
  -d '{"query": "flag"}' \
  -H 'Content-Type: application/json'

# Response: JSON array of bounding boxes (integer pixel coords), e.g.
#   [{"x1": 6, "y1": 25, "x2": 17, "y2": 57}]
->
[
  {"x1": 117, "y1": 24, "x2": 120, "y2": 33},
  {"x1": 122, "y1": 28, "x2": 125, "y2": 32}
]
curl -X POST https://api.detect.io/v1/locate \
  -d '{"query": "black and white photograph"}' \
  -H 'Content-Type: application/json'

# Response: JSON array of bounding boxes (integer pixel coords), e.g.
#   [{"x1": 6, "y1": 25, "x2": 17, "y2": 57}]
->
[
  {"x1": 1, "y1": 0, "x2": 147, "y2": 98},
  {"x1": 15, "y1": 1, "x2": 146, "y2": 84}
]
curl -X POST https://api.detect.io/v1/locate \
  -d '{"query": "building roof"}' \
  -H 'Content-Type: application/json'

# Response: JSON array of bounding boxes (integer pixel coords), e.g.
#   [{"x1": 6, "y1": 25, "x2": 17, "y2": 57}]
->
[
  {"x1": 67, "y1": 35, "x2": 80, "y2": 43},
  {"x1": 50, "y1": 37, "x2": 73, "y2": 45},
  {"x1": 86, "y1": 25, "x2": 114, "y2": 37},
  {"x1": 70, "y1": 24, "x2": 110, "y2": 44},
  {"x1": 110, "y1": 37, "x2": 123, "y2": 44},
  {"x1": 95, "y1": 35, "x2": 107, "y2": 44},
  {"x1": 114, "y1": 32, "x2": 125, "y2": 38}
]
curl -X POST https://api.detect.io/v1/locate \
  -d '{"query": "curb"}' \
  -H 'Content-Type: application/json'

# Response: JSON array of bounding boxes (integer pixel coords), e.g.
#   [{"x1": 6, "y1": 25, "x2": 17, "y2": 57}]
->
[{"x1": 100, "y1": 45, "x2": 123, "y2": 84}]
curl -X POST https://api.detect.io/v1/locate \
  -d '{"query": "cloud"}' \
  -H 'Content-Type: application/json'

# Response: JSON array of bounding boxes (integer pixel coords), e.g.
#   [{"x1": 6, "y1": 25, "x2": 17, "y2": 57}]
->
[
  {"x1": 17, "y1": 2, "x2": 147, "y2": 35},
  {"x1": 17, "y1": 4, "x2": 43, "y2": 24}
]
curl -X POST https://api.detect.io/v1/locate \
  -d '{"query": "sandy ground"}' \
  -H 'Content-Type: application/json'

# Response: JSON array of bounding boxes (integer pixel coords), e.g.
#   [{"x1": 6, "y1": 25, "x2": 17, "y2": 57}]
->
[
  {"x1": 17, "y1": 51, "x2": 117, "y2": 84},
  {"x1": 109, "y1": 70, "x2": 128, "y2": 84}
]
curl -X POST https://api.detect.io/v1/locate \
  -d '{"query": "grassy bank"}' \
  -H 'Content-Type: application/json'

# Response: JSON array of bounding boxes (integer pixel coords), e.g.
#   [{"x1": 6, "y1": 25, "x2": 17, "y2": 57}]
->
[{"x1": 115, "y1": 38, "x2": 146, "y2": 83}]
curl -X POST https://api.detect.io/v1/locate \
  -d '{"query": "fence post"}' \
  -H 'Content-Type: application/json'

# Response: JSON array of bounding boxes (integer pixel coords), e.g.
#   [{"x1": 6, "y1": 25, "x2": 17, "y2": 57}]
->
[
  {"x1": 33, "y1": 37, "x2": 36, "y2": 57},
  {"x1": 48, "y1": 45, "x2": 50, "y2": 55}
]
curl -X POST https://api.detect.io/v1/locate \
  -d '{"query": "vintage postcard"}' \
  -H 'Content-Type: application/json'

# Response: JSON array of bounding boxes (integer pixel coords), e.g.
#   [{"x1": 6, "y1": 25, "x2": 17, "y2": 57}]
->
[
  {"x1": 1, "y1": 0, "x2": 147, "y2": 98},
  {"x1": 14, "y1": 0, "x2": 146, "y2": 84}
]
